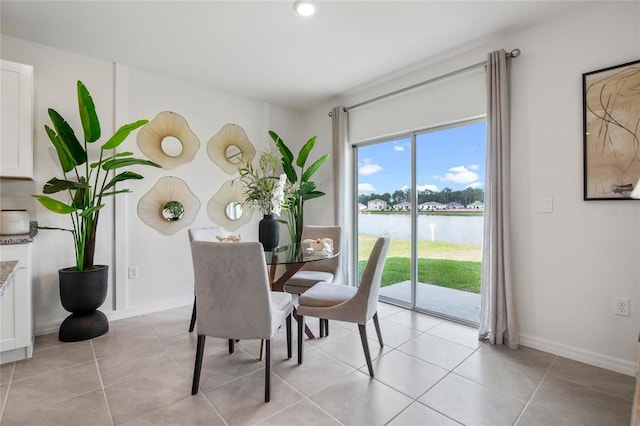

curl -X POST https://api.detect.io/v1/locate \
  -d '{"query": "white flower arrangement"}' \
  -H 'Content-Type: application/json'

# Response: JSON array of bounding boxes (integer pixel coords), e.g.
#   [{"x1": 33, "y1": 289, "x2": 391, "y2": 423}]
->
[{"x1": 238, "y1": 150, "x2": 284, "y2": 216}]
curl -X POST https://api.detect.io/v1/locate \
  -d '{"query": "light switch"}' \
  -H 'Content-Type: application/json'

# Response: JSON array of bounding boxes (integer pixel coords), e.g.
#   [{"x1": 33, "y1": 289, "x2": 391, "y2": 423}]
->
[{"x1": 539, "y1": 198, "x2": 553, "y2": 213}]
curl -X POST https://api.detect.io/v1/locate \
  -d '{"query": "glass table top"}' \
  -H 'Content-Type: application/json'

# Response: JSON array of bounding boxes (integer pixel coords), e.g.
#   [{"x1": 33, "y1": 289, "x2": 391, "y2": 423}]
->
[{"x1": 264, "y1": 244, "x2": 338, "y2": 265}]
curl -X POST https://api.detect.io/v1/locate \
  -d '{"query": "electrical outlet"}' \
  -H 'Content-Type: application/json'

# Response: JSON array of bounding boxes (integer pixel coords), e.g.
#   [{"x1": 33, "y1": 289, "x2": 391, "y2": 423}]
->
[
  {"x1": 128, "y1": 267, "x2": 138, "y2": 280},
  {"x1": 614, "y1": 297, "x2": 630, "y2": 316}
]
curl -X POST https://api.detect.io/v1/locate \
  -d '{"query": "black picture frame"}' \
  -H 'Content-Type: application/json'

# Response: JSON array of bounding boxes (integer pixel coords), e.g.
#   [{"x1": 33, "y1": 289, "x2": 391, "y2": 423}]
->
[{"x1": 583, "y1": 59, "x2": 640, "y2": 200}]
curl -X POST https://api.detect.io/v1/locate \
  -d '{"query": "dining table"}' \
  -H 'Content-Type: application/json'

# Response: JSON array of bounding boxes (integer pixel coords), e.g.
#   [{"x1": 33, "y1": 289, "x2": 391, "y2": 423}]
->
[{"x1": 264, "y1": 243, "x2": 339, "y2": 339}]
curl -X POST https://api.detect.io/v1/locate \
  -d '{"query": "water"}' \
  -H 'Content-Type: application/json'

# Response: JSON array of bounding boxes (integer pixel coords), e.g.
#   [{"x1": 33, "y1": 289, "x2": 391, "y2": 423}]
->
[{"x1": 358, "y1": 213, "x2": 483, "y2": 245}]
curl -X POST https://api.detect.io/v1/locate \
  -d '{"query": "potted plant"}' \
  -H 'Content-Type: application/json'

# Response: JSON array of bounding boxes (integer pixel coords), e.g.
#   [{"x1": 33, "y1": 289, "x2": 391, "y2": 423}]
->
[
  {"x1": 33, "y1": 81, "x2": 160, "y2": 341},
  {"x1": 238, "y1": 149, "x2": 286, "y2": 250},
  {"x1": 268, "y1": 130, "x2": 329, "y2": 245}
]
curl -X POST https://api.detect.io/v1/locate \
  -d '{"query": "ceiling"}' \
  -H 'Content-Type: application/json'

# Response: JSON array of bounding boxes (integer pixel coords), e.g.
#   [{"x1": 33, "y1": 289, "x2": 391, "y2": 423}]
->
[{"x1": 1, "y1": 1, "x2": 591, "y2": 111}]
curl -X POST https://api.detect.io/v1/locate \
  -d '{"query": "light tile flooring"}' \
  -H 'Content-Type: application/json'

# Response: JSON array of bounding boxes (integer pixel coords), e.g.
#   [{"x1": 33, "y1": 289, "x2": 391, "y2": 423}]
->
[{"x1": 0, "y1": 303, "x2": 635, "y2": 425}]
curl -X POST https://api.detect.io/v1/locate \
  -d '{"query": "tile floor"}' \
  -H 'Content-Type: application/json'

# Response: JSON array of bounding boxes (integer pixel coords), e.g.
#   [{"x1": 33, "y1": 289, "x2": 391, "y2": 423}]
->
[{"x1": 0, "y1": 303, "x2": 635, "y2": 425}]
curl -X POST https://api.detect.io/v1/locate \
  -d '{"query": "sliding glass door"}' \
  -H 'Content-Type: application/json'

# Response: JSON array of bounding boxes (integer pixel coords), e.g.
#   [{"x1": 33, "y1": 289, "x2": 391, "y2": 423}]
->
[{"x1": 355, "y1": 120, "x2": 484, "y2": 325}]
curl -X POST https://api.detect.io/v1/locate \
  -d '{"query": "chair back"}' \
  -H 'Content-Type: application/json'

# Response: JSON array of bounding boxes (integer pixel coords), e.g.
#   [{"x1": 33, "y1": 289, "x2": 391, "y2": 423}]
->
[
  {"x1": 188, "y1": 226, "x2": 224, "y2": 242},
  {"x1": 353, "y1": 234, "x2": 391, "y2": 321},
  {"x1": 300, "y1": 225, "x2": 342, "y2": 277},
  {"x1": 191, "y1": 241, "x2": 274, "y2": 339}
]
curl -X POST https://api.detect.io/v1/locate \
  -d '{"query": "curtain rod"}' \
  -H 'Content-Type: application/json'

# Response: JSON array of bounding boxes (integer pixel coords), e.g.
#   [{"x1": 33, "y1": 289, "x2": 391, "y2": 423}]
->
[{"x1": 329, "y1": 48, "x2": 520, "y2": 116}]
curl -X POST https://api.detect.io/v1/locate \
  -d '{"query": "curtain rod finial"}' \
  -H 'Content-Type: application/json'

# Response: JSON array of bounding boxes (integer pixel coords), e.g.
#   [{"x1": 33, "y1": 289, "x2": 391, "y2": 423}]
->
[{"x1": 510, "y1": 49, "x2": 521, "y2": 58}]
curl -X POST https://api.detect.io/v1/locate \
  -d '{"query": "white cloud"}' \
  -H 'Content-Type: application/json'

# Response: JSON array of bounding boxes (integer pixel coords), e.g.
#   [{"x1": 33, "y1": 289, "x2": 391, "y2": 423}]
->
[
  {"x1": 468, "y1": 164, "x2": 480, "y2": 171},
  {"x1": 393, "y1": 144, "x2": 404, "y2": 152},
  {"x1": 466, "y1": 182, "x2": 483, "y2": 189},
  {"x1": 441, "y1": 165, "x2": 479, "y2": 184},
  {"x1": 358, "y1": 183, "x2": 376, "y2": 193},
  {"x1": 417, "y1": 184, "x2": 438, "y2": 192},
  {"x1": 359, "y1": 159, "x2": 382, "y2": 176}
]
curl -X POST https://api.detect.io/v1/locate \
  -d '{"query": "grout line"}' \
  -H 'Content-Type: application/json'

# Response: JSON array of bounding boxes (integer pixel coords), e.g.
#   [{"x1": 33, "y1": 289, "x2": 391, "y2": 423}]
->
[
  {"x1": 91, "y1": 339, "x2": 115, "y2": 426},
  {"x1": 0, "y1": 362, "x2": 15, "y2": 421},
  {"x1": 512, "y1": 354, "x2": 558, "y2": 425}
]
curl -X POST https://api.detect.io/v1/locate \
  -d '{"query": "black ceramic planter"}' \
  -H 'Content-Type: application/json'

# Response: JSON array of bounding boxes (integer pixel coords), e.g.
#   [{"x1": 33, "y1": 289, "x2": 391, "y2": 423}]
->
[
  {"x1": 259, "y1": 214, "x2": 280, "y2": 251},
  {"x1": 58, "y1": 265, "x2": 109, "y2": 342}
]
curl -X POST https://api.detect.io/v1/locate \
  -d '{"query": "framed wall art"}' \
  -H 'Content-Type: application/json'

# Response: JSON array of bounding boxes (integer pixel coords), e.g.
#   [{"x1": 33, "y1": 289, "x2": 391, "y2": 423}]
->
[{"x1": 583, "y1": 59, "x2": 640, "y2": 200}]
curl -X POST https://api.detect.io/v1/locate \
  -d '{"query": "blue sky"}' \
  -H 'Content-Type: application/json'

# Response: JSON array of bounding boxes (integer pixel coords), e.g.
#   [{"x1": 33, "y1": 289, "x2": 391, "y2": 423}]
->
[{"x1": 357, "y1": 121, "x2": 486, "y2": 195}]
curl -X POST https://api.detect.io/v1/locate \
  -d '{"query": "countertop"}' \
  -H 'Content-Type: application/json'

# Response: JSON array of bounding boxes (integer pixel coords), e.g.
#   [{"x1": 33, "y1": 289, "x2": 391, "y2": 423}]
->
[
  {"x1": 0, "y1": 260, "x2": 19, "y2": 297},
  {"x1": 0, "y1": 221, "x2": 38, "y2": 245}
]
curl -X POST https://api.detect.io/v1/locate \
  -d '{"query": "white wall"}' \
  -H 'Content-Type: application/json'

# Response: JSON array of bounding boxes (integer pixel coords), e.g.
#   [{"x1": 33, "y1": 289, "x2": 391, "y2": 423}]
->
[
  {"x1": 303, "y1": 1, "x2": 640, "y2": 374},
  {"x1": 0, "y1": 36, "x2": 303, "y2": 330}
]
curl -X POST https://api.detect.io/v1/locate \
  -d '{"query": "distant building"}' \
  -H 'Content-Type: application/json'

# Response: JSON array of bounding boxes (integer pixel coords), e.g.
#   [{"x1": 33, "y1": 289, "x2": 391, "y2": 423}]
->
[
  {"x1": 467, "y1": 201, "x2": 484, "y2": 210},
  {"x1": 358, "y1": 203, "x2": 367, "y2": 211},
  {"x1": 418, "y1": 202, "x2": 446, "y2": 211},
  {"x1": 367, "y1": 199, "x2": 387, "y2": 211},
  {"x1": 392, "y1": 202, "x2": 411, "y2": 211},
  {"x1": 447, "y1": 202, "x2": 464, "y2": 209}
]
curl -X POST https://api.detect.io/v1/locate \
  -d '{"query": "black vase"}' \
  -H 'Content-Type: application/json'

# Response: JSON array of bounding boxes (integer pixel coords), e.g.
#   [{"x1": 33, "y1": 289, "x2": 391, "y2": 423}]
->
[
  {"x1": 58, "y1": 265, "x2": 109, "y2": 342},
  {"x1": 259, "y1": 214, "x2": 280, "y2": 250}
]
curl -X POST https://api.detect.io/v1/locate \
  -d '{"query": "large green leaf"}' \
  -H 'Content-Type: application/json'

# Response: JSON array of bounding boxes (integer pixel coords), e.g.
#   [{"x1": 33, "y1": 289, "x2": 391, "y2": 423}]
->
[
  {"x1": 79, "y1": 204, "x2": 104, "y2": 217},
  {"x1": 301, "y1": 154, "x2": 329, "y2": 182},
  {"x1": 48, "y1": 109, "x2": 87, "y2": 165},
  {"x1": 45, "y1": 125, "x2": 76, "y2": 173},
  {"x1": 303, "y1": 190, "x2": 325, "y2": 201},
  {"x1": 77, "y1": 81, "x2": 101, "y2": 143},
  {"x1": 102, "y1": 171, "x2": 144, "y2": 192},
  {"x1": 101, "y1": 157, "x2": 160, "y2": 171},
  {"x1": 296, "y1": 136, "x2": 317, "y2": 168},
  {"x1": 100, "y1": 189, "x2": 132, "y2": 197},
  {"x1": 297, "y1": 181, "x2": 316, "y2": 196},
  {"x1": 282, "y1": 160, "x2": 297, "y2": 184},
  {"x1": 90, "y1": 151, "x2": 134, "y2": 168},
  {"x1": 42, "y1": 177, "x2": 89, "y2": 194},
  {"x1": 32, "y1": 195, "x2": 77, "y2": 214},
  {"x1": 101, "y1": 120, "x2": 149, "y2": 150},
  {"x1": 270, "y1": 131, "x2": 293, "y2": 164}
]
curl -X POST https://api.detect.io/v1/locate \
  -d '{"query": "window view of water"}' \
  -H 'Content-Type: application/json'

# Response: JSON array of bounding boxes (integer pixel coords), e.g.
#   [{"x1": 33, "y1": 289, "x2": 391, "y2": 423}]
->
[{"x1": 358, "y1": 213, "x2": 483, "y2": 245}]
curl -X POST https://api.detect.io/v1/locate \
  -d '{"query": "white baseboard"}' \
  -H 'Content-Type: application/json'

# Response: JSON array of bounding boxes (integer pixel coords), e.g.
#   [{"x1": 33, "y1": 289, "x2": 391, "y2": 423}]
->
[
  {"x1": 519, "y1": 333, "x2": 638, "y2": 377},
  {"x1": 34, "y1": 295, "x2": 194, "y2": 337}
]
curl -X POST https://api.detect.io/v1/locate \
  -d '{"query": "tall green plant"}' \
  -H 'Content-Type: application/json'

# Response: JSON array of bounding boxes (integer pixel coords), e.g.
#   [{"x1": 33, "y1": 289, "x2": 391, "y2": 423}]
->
[
  {"x1": 33, "y1": 81, "x2": 160, "y2": 271},
  {"x1": 268, "y1": 130, "x2": 329, "y2": 244}
]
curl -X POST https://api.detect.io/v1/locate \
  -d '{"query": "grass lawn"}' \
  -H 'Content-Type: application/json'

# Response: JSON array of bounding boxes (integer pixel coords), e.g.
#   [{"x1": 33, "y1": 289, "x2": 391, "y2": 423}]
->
[{"x1": 358, "y1": 234, "x2": 482, "y2": 293}]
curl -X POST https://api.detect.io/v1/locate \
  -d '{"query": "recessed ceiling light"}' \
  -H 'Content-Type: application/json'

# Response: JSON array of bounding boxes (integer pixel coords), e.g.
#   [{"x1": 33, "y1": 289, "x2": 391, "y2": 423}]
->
[{"x1": 294, "y1": 0, "x2": 315, "y2": 17}]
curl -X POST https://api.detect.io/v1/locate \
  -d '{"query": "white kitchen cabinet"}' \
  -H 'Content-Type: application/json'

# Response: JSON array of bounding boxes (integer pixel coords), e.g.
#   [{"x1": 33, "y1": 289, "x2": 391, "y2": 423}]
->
[
  {"x1": 1, "y1": 59, "x2": 34, "y2": 179},
  {"x1": 0, "y1": 243, "x2": 33, "y2": 363}
]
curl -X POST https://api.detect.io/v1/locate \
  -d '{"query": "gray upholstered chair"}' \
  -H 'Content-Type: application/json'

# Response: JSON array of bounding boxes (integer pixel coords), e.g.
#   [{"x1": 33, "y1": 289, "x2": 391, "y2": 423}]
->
[
  {"x1": 284, "y1": 225, "x2": 342, "y2": 337},
  {"x1": 190, "y1": 241, "x2": 293, "y2": 402},
  {"x1": 187, "y1": 226, "x2": 224, "y2": 332},
  {"x1": 296, "y1": 234, "x2": 390, "y2": 376}
]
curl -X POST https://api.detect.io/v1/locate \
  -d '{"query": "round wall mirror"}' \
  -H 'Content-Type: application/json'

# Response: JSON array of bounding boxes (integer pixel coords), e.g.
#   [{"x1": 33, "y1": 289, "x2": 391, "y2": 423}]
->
[
  {"x1": 225, "y1": 145, "x2": 242, "y2": 164},
  {"x1": 225, "y1": 202, "x2": 243, "y2": 220},
  {"x1": 162, "y1": 201, "x2": 185, "y2": 221},
  {"x1": 161, "y1": 136, "x2": 184, "y2": 158}
]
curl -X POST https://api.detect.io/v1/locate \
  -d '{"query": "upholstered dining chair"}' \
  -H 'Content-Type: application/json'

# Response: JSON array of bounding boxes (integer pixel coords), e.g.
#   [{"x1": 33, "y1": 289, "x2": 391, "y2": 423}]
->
[
  {"x1": 190, "y1": 241, "x2": 293, "y2": 402},
  {"x1": 296, "y1": 234, "x2": 390, "y2": 377},
  {"x1": 283, "y1": 225, "x2": 342, "y2": 337},
  {"x1": 187, "y1": 226, "x2": 224, "y2": 332}
]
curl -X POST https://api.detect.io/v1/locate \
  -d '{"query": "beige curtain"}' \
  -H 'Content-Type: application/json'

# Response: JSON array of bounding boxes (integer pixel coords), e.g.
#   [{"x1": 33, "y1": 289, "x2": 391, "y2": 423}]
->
[
  {"x1": 331, "y1": 106, "x2": 350, "y2": 284},
  {"x1": 479, "y1": 49, "x2": 518, "y2": 349}
]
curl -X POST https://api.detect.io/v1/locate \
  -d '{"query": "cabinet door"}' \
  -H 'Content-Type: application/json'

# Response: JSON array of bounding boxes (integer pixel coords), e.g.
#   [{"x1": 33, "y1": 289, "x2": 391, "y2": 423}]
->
[
  {"x1": 0, "y1": 244, "x2": 33, "y2": 352},
  {"x1": 0, "y1": 60, "x2": 34, "y2": 179}
]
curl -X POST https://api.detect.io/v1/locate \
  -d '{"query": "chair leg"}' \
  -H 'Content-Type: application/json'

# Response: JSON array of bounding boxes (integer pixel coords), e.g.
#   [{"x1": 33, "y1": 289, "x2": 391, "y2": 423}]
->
[
  {"x1": 324, "y1": 319, "x2": 329, "y2": 336},
  {"x1": 229, "y1": 338, "x2": 234, "y2": 354},
  {"x1": 188, "y1": 296, "x2": 196, "y2": 332},
  {"x1": 191, "y1": 335, "x2": 206, "y2": 395},
  {"x1": 297, "y1": 315, "x2": 304, "y2": 364},
  {"x1": 319, "y1": 318, "x2": 325, "y2": 337},
  {"x1": 373, "y1": 312, "x2": 383, "y2": 347},
  {"x1": 358, "y1": 324, "x2": 374, "y2": 377},
  {"x1": 265, "y1": 339, "x2": 271, "y2": 403},
  {"x1": 286, "y1": 314, "x2": 292, "y2": 359}
]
